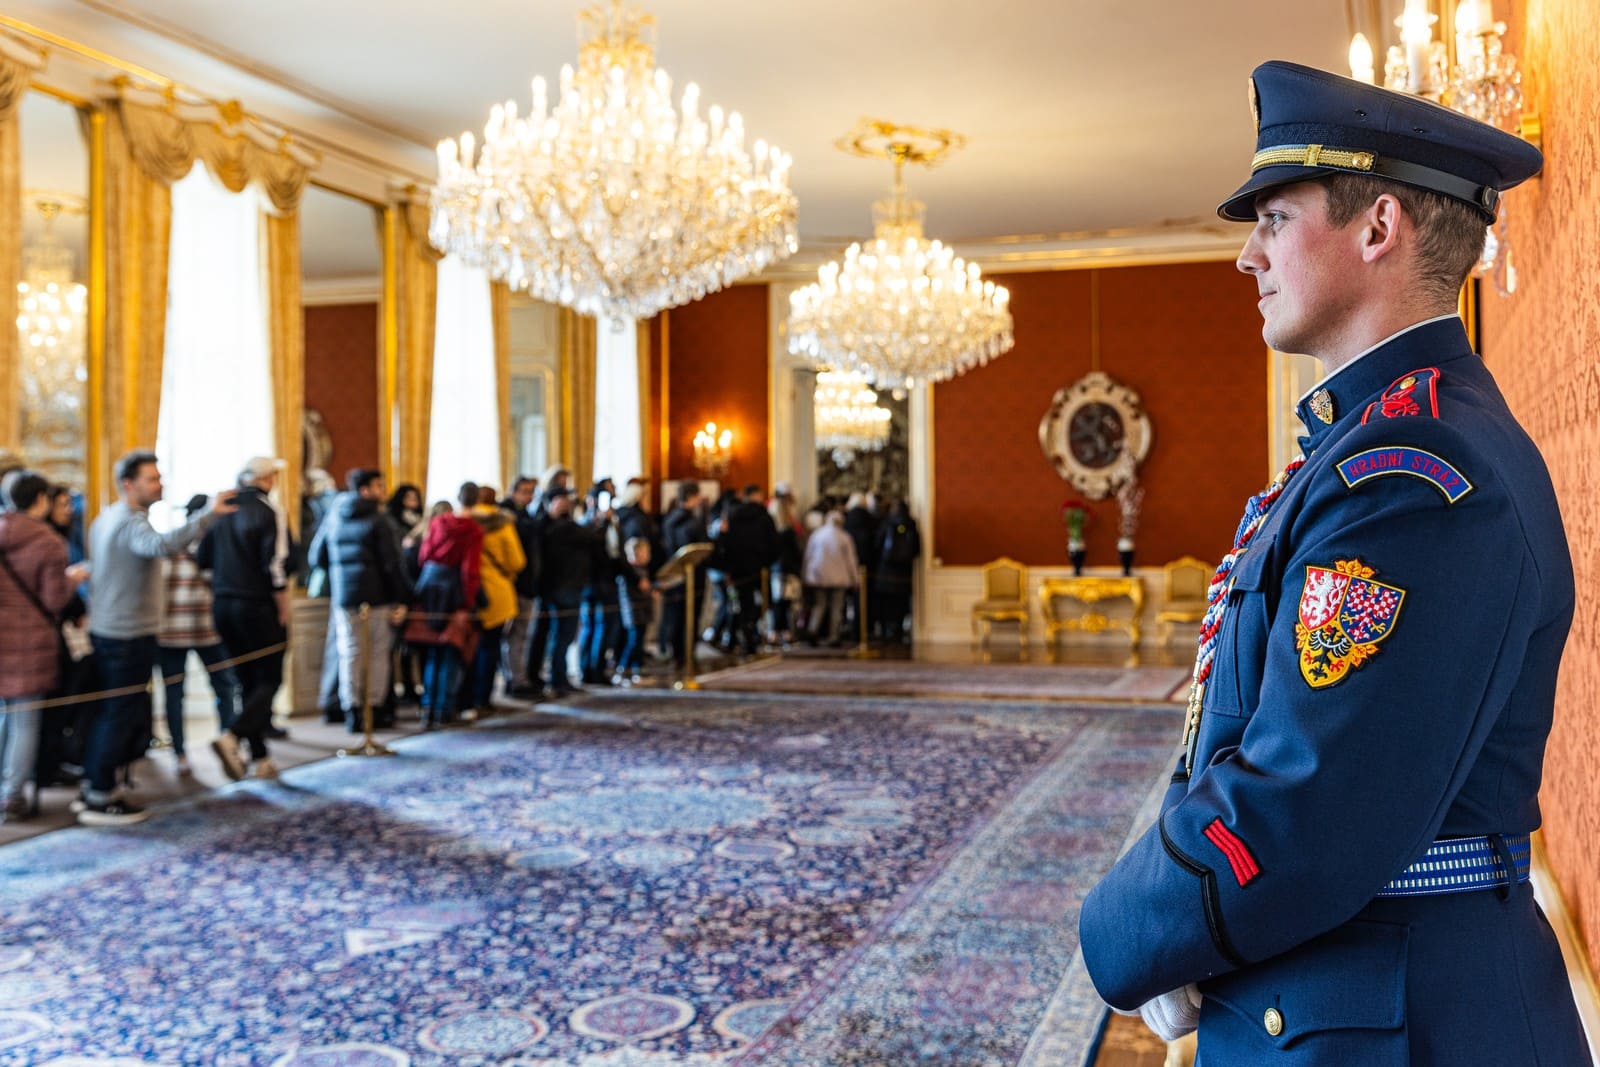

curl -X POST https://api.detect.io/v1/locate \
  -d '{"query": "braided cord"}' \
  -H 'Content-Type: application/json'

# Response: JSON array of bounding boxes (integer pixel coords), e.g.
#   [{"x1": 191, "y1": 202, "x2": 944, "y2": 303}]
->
[{"x1": 1181, "y1": 456, "x2": 1305, "y2": 765}]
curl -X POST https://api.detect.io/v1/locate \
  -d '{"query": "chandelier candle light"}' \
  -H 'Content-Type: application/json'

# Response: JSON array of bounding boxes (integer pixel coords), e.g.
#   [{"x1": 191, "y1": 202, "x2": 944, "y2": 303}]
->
[
  {"x1": 1349, "y1": 0, "x2": 1531, "y2": 295},
  {"x1": 430, "y1": 1, "x2": 799, "y2": 323},
  {"x1": 814, "y1": 368, "x2": 892, "y2": 467},
  {"x1": 787, "y1": 119, "x2": 1014, "y2": 391}
]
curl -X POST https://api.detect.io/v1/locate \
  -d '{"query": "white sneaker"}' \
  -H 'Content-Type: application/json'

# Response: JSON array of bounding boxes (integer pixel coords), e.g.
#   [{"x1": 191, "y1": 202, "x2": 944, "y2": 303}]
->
[
  {"x1": 252, "y1": 758, "x2": 279, "y2": 780},
  {"x1": 211, "y1": 733, "x2": 247, "y2": 781}
]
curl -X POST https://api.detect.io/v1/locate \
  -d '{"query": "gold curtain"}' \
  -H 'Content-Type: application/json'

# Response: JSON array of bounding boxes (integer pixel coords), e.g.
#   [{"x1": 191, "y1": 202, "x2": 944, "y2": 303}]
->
[
  {"x1": 390, "y1": 194, "x2": 441, "y2": 492},
  {"x1": 559, "y1": 308, "x2": 597, "y2": 490},
  {"x1": 97, "y1": 88, "x2": 314, "y2": 504},
  {"x1": 100, "y1": 103, "x2": 174, "y2": 467},
  {"x1": 491, "y1": 281, "x2": 512, "y2": 491},
  {"x1": 265, "y1": 213, "x2": 304, "y2": 536},
  {"x1": 0, "y1": 34, "x2": 46, "y2": 453},
  {"x1": 635, "y1": 320, "x2": 652, "y2": 483}
]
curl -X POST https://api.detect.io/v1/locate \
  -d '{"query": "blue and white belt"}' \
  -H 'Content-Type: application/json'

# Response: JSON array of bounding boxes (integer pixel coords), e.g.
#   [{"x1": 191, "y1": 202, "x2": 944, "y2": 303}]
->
[{"x1": 1376, "y1": 834, "x2": 1530, "y2": 898}]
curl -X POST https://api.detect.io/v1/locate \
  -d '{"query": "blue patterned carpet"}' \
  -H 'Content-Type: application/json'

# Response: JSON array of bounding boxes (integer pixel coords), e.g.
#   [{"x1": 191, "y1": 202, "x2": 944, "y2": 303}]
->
[{"x1": 0, "y1": 691, "x2": 1178, "y2": 1066}]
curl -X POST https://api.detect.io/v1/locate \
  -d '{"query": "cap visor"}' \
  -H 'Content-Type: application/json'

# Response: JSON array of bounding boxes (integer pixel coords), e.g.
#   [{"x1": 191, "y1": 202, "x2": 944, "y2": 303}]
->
[{"x1": 1217, "y1": 165, "x2": 1341, "y2": 221}]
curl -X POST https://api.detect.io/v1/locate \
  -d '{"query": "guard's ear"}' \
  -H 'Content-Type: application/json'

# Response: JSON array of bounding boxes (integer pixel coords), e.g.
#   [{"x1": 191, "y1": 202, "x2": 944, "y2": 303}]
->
[{"x1": 1359, "y1": 193, "x2": 1404, "y2": 264}]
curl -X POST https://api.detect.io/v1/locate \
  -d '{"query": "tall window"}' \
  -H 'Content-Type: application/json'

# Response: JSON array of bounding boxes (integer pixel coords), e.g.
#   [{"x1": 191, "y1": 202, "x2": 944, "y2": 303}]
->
[
  {"x1": 592, "y1": 320, "x2": 641, "y2": 485},
  {"x1": 426, "y1": 254, "x2": 499, "y2": 503},
  {"x1": 155, "y1": 162, "x2": 274, "y2": 529}
]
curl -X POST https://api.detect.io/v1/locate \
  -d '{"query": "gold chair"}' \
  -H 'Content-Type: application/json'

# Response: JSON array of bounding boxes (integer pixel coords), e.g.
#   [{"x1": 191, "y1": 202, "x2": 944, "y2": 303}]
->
[
  {"x1": 1156, "y1": 556, "x2": 1212, "y2": 644},
  {"x1": 972, "y1": 557, "x2": 1030, "y2": 654}
]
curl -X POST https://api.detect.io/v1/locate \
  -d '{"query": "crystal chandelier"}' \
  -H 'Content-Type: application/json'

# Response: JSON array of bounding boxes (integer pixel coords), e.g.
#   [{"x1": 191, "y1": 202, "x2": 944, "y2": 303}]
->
[
  {"x1": 787, "y1": 119, "x2": 1013, "y2": 391},
  {"x1": 430, "y1": 1, "x2": 798, "y2": 323},
  {"x1": 1347, "y1": 0, "x2": 1534, "y2": 295},
  {"x1": 814, "y1": 368, "x2": 891, "y2": 467},
  {"x1": 16, "y1": 196, "x2": 88, "y2": 485}
]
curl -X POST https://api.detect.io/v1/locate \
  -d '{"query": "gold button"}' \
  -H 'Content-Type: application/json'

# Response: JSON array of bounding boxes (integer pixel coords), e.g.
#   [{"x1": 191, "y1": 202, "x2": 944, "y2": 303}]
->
[{"x1": 1264, "y1": 1007, "x2": 1284, "y2": 1036}]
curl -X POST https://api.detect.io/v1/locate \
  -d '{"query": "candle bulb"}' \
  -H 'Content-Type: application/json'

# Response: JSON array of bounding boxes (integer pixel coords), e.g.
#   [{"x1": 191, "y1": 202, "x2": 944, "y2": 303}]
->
[{"x1": 1349, "y1": 33, "x2": 1376, "y2": 84}]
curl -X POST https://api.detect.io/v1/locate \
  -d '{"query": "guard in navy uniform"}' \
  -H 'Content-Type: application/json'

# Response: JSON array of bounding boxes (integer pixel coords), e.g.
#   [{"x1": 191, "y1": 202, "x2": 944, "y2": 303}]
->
[{"x1": 1079, "y1": 61, "x2": 1591, "y2": 1063}]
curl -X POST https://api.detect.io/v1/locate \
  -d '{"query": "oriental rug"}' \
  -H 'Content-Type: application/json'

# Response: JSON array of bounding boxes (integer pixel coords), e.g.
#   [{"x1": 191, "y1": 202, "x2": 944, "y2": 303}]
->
[
  {"x1": 697, "y1": 657, "x2": 1190, "y2": 704},
  {"x1": 0, "y1": 692, "x2": 1178, "y2": 1067}
]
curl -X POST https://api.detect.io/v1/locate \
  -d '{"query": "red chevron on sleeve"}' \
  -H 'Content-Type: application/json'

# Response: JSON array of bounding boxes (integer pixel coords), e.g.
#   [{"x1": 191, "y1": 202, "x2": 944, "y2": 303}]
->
[{"x1": 1203, "y1": 818, "x2": 1261, "y2": 887}]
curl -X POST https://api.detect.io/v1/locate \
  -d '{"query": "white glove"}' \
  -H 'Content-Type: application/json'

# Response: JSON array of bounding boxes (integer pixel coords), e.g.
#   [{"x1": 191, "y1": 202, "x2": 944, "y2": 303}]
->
[{"x1": 1130, "y1": 983, "x2": 1202, "y2": 1041}]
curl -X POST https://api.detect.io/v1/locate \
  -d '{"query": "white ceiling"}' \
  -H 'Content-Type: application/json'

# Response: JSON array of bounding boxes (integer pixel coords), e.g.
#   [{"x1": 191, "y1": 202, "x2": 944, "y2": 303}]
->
[{"x1": 43, "y1": 0, "x2": 1354, "y2": 245}]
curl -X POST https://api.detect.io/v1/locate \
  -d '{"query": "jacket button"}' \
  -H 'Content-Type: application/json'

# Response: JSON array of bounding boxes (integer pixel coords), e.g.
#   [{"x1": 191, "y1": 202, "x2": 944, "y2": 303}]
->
[{"x1": 1264, "y1": 1007, "x2": 1284, "y2": 1036}]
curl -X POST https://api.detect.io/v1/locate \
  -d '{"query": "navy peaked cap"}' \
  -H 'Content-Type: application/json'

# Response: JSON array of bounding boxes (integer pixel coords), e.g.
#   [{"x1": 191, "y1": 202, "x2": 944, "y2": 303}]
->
[{"x1": 1219, "y1": 61, "x2": 1542, "y2": 223}]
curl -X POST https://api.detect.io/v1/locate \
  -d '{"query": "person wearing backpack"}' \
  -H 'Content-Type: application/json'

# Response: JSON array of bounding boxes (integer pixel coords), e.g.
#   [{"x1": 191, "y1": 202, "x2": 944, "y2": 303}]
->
[
  {"x1": 873, "y1": 497, "x2": 921, "y2": 644},
  {"x1": 0, "y1": 470, "x2": 90, "y2": 821}
]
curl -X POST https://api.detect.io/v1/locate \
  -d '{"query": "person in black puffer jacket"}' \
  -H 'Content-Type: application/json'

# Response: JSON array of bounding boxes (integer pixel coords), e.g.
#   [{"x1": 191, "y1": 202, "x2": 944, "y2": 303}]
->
[
  {"x1": 711, "y1": 485, "x2": 780, "y2": 654},
  {"x1": 308, "y1": 469, "x2": 407, "y2": 731}
]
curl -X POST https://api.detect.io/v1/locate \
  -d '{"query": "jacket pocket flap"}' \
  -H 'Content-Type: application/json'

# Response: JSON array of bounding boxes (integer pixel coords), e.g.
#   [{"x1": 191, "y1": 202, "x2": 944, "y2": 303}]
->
[
  {"x1": 1226, "y1": 532, "x2": 1277, "y2": 593},
  {"x1": 1202, "y1": 919, "x2": 1408, "y2": 1042}
]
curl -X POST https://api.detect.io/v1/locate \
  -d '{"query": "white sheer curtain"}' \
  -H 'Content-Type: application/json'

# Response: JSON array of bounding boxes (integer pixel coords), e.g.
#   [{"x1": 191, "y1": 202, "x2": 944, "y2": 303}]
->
[
  {"x1": 426, "y1": 254, "x2": 499, "y2": 504},
  {"x1": 154, "y1": 162, "x2": 274, "y2": 531},
  {"x1": 592, "y1": 319, "x2": 642, "y2": 484}
]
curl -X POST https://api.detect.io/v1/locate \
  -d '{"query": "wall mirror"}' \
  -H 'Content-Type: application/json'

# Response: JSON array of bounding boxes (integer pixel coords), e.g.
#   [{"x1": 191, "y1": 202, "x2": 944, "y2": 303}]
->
[
  {"x1": 300, "y1": 181, "x2": 382, "y2": 528},
  {"x1": 17, "y1": 87, "x2": 89, "y2": 491}
]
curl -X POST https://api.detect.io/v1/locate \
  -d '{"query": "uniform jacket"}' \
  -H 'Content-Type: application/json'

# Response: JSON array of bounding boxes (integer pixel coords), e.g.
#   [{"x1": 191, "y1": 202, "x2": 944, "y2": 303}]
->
[
  {"x1": 307, "y1": 492, "x2": 407, "y2": 610},
  {"x1": 471, "y1": 505, "x2": 526, "y2": 629},
  {"x1": 873, "y1": 512, "x2": 921, "y2": 593},
  {"x1": 0, "y1": 512, "x2": 71, "y2": 697},
  {"x1": 802, "y1": 521, "x2": 860, "y2": 589},
  {"x1": 1079, "y1": 318, "x2": 1588, "y2": 1063},
  {"x1": 198, "y1": 486, "x2": 289, "y2": 602}
]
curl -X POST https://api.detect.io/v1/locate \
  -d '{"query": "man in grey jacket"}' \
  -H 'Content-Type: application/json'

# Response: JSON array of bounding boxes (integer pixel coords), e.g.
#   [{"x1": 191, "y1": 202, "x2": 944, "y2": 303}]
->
[{"x1": 82, "y1": 450, "x2": 235, "y2": 825}]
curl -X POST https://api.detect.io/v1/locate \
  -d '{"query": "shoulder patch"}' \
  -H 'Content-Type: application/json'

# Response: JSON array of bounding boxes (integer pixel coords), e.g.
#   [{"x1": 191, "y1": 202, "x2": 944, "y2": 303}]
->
[
  {"x1": 1295, "y1": 558, "x2": 1405, "y2": 689},
  {"x1": 1362, "y1": 367, "x2": 1441, "y2": 424},
  {"x1": 1337, "y1": 446, "x2": 1473, "y2": 503}
]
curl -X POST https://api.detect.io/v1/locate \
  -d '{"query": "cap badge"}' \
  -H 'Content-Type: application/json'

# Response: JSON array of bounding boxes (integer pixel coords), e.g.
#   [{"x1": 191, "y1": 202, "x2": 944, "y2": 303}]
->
[
  {"x1": 1247, "y1": 76, "x2": 1261, "y2": 135},
  {"x1": 1310, "y1": 389, "x2": 1335, "y2": 425}
]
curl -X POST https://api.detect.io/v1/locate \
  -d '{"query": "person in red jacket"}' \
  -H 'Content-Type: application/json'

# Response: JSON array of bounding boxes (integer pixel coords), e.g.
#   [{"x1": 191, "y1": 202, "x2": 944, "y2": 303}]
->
[
  {"x1": 0, "y1": 470, "x2": 89, "y2": 820},
  {"x1": 413, "y1": 482, "x2": 483, "y2": 727}
]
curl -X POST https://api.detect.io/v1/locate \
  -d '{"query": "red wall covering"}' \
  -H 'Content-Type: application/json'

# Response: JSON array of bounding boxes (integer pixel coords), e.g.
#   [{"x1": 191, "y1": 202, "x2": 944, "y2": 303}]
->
[
  {"x1": 657, "y1": 285, "x2": 770, "y2": 492},
  {"x1": 304, "y1": 303, "x2": 380, "y2": 479},
  {"x1": 1479, "y1": 0, "x2": 1600, "y2": 979},
  {"x1": 933, "y1": 262, "x2": 1268, "y2": 567}
]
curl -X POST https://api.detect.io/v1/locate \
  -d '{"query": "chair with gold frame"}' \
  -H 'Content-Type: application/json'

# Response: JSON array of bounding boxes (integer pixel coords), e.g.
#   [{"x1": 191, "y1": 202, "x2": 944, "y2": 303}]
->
[
  {"x1": 972, "y1": 557, "x2": 1030, "y2": 655},
  {"x1": 1155, "y1": 556, "x2": 1213, "y2": 644}
]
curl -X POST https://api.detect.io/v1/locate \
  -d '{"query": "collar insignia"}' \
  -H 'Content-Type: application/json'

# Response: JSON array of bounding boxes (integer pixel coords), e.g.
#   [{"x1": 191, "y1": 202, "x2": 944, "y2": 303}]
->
[{"x1": 1310, "y1": 388, "x2": 1335, "y2": 425}]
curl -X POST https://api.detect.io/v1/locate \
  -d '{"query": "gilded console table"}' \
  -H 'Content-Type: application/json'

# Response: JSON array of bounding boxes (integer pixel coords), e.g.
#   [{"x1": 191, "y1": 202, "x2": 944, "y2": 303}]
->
[{"x1": 1038, "y1": 576, "x2": 1146, "y2": 655}]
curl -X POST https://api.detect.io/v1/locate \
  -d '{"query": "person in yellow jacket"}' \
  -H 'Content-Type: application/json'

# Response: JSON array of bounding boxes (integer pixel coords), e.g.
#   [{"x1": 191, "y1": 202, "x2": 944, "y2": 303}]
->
[{"x1": 469, "y1": 489, "x2": 526, "y2": 713}]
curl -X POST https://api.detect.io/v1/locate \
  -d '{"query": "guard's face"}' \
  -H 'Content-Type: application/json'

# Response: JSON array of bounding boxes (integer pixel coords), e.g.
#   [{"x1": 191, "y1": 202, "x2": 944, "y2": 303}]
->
[{"x1": 1236, "y1": 182, "x2": 1363, "y2": 358}]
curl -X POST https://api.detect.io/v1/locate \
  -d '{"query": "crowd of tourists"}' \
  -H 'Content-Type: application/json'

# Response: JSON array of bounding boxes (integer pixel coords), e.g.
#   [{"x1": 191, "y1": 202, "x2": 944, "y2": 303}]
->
[{"x1": 0, "y1": 448, "x2": 921, "y2": 829}]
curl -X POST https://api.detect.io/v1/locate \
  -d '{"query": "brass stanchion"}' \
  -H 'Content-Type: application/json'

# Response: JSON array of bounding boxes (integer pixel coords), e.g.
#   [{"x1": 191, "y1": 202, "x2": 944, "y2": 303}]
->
[
  {"x1": 848, "y1": 564, "x2": 880, "y2": 660},
  {"x1": 675, "y1": 561, "x2": 702, "y2": 690},
  {"x1": 338, "y1": 604, "x2": 396, "y2": 758}
]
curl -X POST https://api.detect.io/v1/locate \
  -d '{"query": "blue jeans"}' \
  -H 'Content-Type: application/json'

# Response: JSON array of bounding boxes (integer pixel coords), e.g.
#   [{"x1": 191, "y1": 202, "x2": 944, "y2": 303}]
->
[
  {"x1": 0, "y1": 695, "x2": 43, "y2": 802},
  {"x1": 579, "y1": 596, "x2": 620, "y2": 681},
  {"x1": 540, "y1": 602, "x2": 581, "y2": 689},
  {"x1": 423, "y1": 646, "x2": 463, "y2": 724},
  {"x1": 157, "y1": 644, "x2": 241, "y2": 756},
  {"x1": 84, "y1": 634, "x2": 158, "y2": 799},
  {"x1": 472, "y1": 625, "x2": 503, "y2": 708}
]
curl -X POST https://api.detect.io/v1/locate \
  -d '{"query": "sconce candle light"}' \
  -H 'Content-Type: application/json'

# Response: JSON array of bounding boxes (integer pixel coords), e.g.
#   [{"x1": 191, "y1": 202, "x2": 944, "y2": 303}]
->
[{"x1": 692, "y1": 422, "x2": 733, "y2": 478}]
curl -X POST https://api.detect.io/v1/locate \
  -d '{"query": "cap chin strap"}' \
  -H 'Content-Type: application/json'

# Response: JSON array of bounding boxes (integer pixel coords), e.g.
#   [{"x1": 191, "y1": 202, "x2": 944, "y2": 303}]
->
[{"x1": 1251, "y1": 142, "x2": 1500, "y2": 217}]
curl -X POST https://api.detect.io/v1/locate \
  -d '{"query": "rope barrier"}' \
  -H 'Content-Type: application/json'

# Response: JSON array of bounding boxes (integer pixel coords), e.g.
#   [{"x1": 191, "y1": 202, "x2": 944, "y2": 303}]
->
[{"x1": 1, "y1": 567, "x2": 804, "y2": 716}]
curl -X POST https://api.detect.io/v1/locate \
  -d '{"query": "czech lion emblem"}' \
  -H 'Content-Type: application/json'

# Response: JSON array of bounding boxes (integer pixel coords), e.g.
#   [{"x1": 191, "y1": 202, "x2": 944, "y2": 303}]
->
[{"x1": 1295, "y1": 559, "x2": 1405, "y2": 689}]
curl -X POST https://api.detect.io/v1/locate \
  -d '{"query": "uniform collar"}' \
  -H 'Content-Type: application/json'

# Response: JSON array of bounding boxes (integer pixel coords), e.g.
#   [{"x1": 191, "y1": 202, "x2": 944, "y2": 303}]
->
[{"x1": 1293, "y1": 315, "x2": 1473, "y2": 454}]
